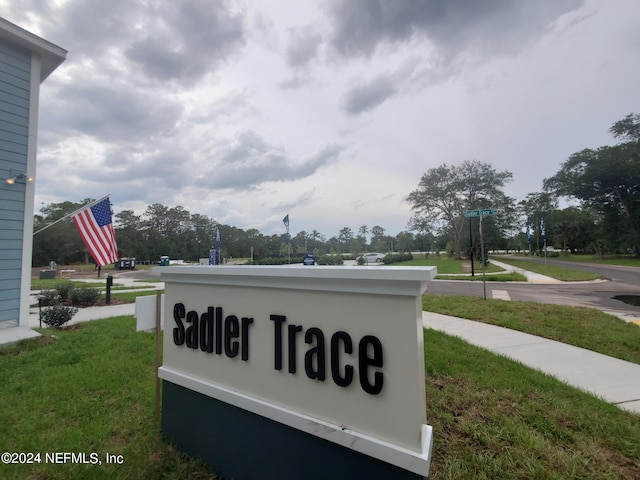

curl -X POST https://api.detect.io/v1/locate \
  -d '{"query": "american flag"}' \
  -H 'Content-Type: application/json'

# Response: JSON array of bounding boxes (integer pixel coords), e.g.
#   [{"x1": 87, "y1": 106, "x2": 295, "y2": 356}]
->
[{"x1": 72, "y1": 197, "x2": 119, "y2": 267}]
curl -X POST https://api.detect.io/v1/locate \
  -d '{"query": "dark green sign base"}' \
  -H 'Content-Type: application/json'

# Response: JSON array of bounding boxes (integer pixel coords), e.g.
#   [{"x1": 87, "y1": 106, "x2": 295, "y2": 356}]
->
[{"x1": 162, "y1": 380, "x2": 424, "y2": 480}]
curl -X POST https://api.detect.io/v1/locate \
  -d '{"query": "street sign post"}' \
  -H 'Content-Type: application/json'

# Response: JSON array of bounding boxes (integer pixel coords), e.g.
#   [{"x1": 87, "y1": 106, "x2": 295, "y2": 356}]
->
[
  {"x1": 465, "y1": 209, "x2": 497, "y2": 299},
  {"x1": 465, "y1": 209, "x2": 497, "y2": 217}
]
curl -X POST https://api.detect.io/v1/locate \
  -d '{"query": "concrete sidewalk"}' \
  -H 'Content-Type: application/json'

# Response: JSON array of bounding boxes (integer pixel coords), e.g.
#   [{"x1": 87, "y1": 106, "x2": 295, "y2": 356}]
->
[
  {"x1": 423, "y1": 311, "x2": 640, "y2": 414},
  {"x1": 488, "y1": 259, "x2": 562, "y2": 283}
]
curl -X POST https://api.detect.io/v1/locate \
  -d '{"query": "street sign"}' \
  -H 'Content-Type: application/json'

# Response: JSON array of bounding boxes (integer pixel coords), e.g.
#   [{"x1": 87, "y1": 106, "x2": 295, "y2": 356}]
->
[
  {"x1": 464, "y1": 208, "x2": 497, "y2": 299},
  {"x1": 465, "y1": 209, "x2": 497, "y2": 217}
]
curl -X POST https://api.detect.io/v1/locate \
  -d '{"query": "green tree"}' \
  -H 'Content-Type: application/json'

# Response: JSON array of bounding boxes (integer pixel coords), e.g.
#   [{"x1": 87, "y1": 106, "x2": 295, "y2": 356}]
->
[
  {"x1": 408, "y1": 160, "x2": 514, "y2": 259},
  {"x1": 114, "y1": 210, "x2": 143, "y2": 258},
  {"x1": 292, "y1": 230, "x2": 309, "y2": 254},
  {"x1": 310, "y1": 230, "x2": 325, "y2": 254},
  {"x1": 544, "y1": 114, "x2": 640, "y2": 255},
  {"x1": 338, "y1": 227, "x2": 354, "y2": 253},
  {"x1": 370, "y1": 225, "x2": 387, "y2": 252},
  {"x1": 395, "y1": 231, "x2": 414, "y2": 253},
  {"x1": 33, "y1": 199, "x2": 96, "y2": 266},
  {"x1": 609, "y1": 112, "x2": 640, "y2": 143},
  {"x1": 518, "y1": 192, "x2": 558, "y2": 253},
  {"x1": 553, "y1": 206, "x2": 598, "y2": 253}
]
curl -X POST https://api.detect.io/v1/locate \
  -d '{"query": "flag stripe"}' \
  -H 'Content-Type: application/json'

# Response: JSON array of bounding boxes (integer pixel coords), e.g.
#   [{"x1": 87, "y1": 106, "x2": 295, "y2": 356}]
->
[
  {"x1": 73, "y1": 213, "x2": 115, "y2": 266},
  {"x1": 71, "y1": 198, "x2": 118, "y2": 267},
  {"x1": 74, "y1": 212, "x2": 109, "y2": 261}
]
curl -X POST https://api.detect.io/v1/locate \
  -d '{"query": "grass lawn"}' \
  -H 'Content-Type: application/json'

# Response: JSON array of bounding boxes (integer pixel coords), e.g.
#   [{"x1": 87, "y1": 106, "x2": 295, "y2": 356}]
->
[
  {"x1": 31, "y1": 278, "x2": 156, "y2": 291},
  {"x1": 436, "y1": 272, "x2": 528, "y2": 282},
  {"x1": 553, "y1": 254, "x2": 640, "y2": 267},
  {"x1": 394, "y1": 257, "x2": 503, "y2": 274},
  {"x1": 31, "y1": 278, "x2": 105, "y2": 290},
  {"x1": 423, "y1": 294, "x2": 640, "y2": 364},
  {"x1": 0, "y1": 317, "x2": 215, "y2": 480},
  {"x1": 393, "y1": 257, "x2": 531, "y2": 281},
  {"x1": 1, "y1": 316, "x2": 638, "y2": 479},
  {"x1": 424, "y1": 329, "x2": 640, "y2": 479},
  {"x1": 492, "y1": 257, "x2": 602, "y2": 281},
  {"x1": 107, "y1": 290, "x2": 163, "y2": 303}
]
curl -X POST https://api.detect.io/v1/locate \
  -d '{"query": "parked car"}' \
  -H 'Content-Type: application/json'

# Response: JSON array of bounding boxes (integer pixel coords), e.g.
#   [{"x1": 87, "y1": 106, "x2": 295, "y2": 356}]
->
[
  {"x1": 359, "y1": 252, "x2": 385, "y2": 264},
  {"x1": 115, "y1": 257, "x2": 136, "y2": 270}
]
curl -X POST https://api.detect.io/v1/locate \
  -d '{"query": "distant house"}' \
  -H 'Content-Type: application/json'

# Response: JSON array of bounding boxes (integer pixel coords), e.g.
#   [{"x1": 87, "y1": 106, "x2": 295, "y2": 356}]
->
[{"x1": 0, "y1": 18, "x2": 66, "y2": 344}]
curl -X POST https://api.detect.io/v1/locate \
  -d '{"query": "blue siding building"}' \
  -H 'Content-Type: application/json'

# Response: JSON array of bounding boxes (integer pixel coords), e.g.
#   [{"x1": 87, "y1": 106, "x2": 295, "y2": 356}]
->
[{"x1": 0, "y1": 18, "x2": 66, "y2": 344}]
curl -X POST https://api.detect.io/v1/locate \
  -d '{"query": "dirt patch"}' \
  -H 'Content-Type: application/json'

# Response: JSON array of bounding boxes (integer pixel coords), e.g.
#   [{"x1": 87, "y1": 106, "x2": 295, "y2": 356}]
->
[{"x1": 57, "y1": 324, "x2": 84, "y2": 331}]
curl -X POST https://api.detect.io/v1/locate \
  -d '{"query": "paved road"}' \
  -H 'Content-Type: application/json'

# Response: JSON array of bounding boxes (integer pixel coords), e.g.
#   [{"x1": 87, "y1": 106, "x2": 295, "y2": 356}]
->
[
  {"x1": 116, "y1": 260, "x2": 640, "y2": 318},
  {"x1": 427, "y1": 256, "x2": 640, "y2": 318}
]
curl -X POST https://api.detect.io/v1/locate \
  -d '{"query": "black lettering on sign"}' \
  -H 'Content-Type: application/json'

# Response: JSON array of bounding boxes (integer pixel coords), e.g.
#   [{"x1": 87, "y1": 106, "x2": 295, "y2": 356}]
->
[
  {"x1": 331, "y1": 331, "x2": 354, "y2": 387},
  {"x1": 200, "y1": 307, "x2": 214, "y2": 353},
  {"x1": 173, "y1": 304, "x2": 384, "y2": 395},
  {"x1": 173, "y1": 303, "x2": 186, "y2": 345},
  {"x1": 287, "y1": 324, "x2": 303, "y2": 374},
  {"x1": 304, "y1": 327, "x2": 326, "y2": 381},
  {"x1": 359, "y1": 335, "x2": 384, "y2": 395},
  {"x1": 225, "y1": 315, "x2": 240, "y2": 358},
  {"x1": 215, "y1": 307, "x2": 223, "y2": 354},
  {"x1": 172, "y1": 303, "x2": 252, "y2": 362},
  {"x1": 270, "y1": 314, "x2": 286, "y2": 370},
  {"x1": 185, "y1": 310, "x2": 198, "y2": 349},
  {"x1": 241, "y1": 317, "x2": 253, "y2": 361},
  {"x1": 270, "y1": 314, "x2": 384, "y2": 395}
]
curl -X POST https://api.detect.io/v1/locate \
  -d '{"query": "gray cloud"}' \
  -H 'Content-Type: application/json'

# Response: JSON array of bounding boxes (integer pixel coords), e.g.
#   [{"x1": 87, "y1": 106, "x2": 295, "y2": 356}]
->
[
  {"x1": 285, "y1": 27, "x2": 322, "y2": 68},
  {"x1": 125, "y1": 1, "x2": 245, "y2": 84},
  {"x1": 279, "y1": 27, "x2": 322, "y2": 89},
  {"x1": 341, "y1": 73, "x2": 398, "y2": 115},
  {"x1": 197, "y1": 131, "x2": 343, "y2": 189},
  {"x1": 1, "y1": 0, "x2": 133, "y2": 55},
  {"x1": 11, "y1": 0, "x2": 246, "y2": 86},
  {"x1": 39, "y1": 80, "x2": 182, "y2": 144},
  {"x1": 328, "y1": 0, "x2": 584, "y2": 60},
  {"x1": 341, "y1": 59, "x2": 422, "y2": 115},
  {"x1": 331, "y1": 0, "x2": 584, "y2": 115}
]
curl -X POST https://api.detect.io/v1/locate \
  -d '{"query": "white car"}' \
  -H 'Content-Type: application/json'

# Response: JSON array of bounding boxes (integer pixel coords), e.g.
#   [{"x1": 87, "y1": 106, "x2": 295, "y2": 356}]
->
[{"x1": 360, "y1": 252, "x2": 385, "y2": 264}]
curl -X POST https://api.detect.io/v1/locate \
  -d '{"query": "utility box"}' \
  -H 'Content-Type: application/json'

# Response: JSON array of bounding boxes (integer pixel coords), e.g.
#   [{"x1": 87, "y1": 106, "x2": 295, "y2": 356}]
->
[{"x1": 39, "y1": 270, "x2": 56, "y2": 279}]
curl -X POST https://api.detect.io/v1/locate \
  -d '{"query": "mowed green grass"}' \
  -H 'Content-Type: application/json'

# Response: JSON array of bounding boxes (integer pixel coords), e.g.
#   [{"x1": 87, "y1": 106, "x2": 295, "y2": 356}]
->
[
  {"x1": 0, "y1": 317, "x2": 216, "y2": 480},
  {"x1": 490, "y1": 257, "x2": 602, "y2": 281},
  {"x1": 393, "y1": 257, "x2": 503, "y2": 274},
  {"x1": 31, "y1": 278, "x2": 157, "y2": 291},
  {"x1": 424, "y1": 329, "x2": 640, "y2": 479},
  {"x1": 423, "y1": 294, "x2": 640, "y2": 364},
  {"x1": 555, "y1": 254, "x2": 640, "y2": 267},
  {"x1": 1, "y1": 314, "x2": 639, "y2": 478}
]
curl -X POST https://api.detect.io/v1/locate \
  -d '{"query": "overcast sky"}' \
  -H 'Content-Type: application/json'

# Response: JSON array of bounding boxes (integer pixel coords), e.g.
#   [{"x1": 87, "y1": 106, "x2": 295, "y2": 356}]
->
[{"x1": 4, "y1": 0, "x2": 639, "y2": 238}]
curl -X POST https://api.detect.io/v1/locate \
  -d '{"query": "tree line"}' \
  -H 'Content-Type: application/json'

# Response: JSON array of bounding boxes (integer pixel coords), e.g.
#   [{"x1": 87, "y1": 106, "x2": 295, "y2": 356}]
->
[
  {"x1": 407, "y1": 113, "x2": 639, "y2": 259},
  {"x1": 32, "y1": 113, "x2": 639, "y2": 266}
]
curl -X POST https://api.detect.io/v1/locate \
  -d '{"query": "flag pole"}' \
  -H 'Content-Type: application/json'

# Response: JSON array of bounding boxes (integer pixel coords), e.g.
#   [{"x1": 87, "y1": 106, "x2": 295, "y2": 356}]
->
[
  {"x1": 283, "y1": 214, "x2": 290, "y2": 264},
  {"x1": 33, "y1": 194, "x2": 111, "y2": 236}
]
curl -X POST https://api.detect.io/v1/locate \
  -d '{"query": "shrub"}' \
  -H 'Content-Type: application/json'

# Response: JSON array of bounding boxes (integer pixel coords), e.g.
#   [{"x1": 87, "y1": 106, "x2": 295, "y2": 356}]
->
[
  {"x1": 70, "y1": 287, "x2": 100, "y2": 306},
  {"x1": 315, "y1": 255, "x2": 344, "y2": 265},
  {"x1": 383, "y1": 253, "x2": 414, "y2": 265},
  {"x1": 55, "y1": 282, "x2": 75, "y2": 301},
  {"x1": 247, "y1": 256, "x2": 306, "y2": 265},
  {"x1": 445, "y1": 242, "x2": 455, "y2": 258},
  {"x1": 39, "y1": 289, "x2": 60, "y2": 306},
  {"x1": 41, "y1": 305, "x2": 78, "y2": 328}
]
